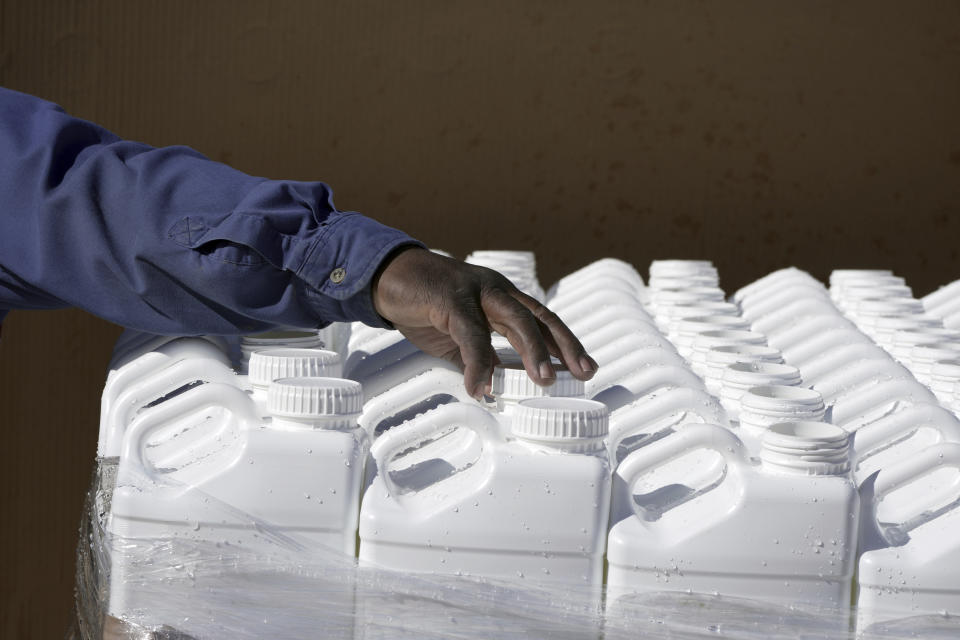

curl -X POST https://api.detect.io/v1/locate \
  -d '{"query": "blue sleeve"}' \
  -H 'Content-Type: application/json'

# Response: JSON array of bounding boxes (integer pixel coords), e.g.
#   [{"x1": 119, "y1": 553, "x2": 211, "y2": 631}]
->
[{"x1": 0, "y1": 87, "x2": 423, "y2": 334}]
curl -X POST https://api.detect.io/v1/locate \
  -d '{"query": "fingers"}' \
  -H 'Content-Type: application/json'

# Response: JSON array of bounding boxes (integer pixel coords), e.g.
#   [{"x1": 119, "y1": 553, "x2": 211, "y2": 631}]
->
[
  {"x1": 481, "y1": 288, "x2": 559, "y2": 387},
  {"x1": 509, "y1": 289, "x2": 598, "y2": 381},
  {"x1": 446, "y1": 306, "x2": 498, "y2": 400}
]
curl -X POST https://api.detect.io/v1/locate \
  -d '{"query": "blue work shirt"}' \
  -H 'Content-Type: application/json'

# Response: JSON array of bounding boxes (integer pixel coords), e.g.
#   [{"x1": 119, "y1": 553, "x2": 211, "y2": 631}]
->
[{"x1": 0, "y1": 87, "x2": 423, "y2": 335}]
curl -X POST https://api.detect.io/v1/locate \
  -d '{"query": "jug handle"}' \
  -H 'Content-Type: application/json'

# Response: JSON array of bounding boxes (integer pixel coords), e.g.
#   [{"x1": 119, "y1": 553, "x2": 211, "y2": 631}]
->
[
  {"x1": 119, "y1": 382, "x2": 259, "y2": 484},
  {"x1": 612, "y1": 423, "x2": 747, "y2": 522},
  {"x1": 358, "y1": 368, "x2": 477, "y2": 436},
  {"x1": 832, "y1": 378, "x2": 936, "y2": 429},
  {"x1": 873, "y1": 442, "x2": 960, "y2": 506},
  {"x1": 102, "y1": 357, "x2": 238, "y2": 457},
  {"x1": 854, "y1": 403, "x2": 960, "y2": 464},
  {"x1": 370, "y1": 403, "x2": 502, "y2": 499}
]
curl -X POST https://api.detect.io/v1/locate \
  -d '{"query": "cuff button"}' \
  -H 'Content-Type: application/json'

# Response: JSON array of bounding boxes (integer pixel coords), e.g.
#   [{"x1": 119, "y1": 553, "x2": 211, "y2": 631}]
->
[{"x1": 330, "y1": 267, "x2": 347, "y2": 284}]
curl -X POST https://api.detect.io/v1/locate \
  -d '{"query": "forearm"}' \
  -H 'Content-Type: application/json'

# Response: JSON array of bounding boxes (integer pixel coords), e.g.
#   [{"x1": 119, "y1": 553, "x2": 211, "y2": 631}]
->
[{"x1": 0, "y1": 87, "x2": 421, "y2": 334}]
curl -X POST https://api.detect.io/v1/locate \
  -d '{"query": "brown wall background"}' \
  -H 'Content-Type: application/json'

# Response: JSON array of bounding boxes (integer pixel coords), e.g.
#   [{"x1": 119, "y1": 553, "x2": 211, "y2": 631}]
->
[{"x1": 1, "y1": 1, "x2": 959, "y2": 637}]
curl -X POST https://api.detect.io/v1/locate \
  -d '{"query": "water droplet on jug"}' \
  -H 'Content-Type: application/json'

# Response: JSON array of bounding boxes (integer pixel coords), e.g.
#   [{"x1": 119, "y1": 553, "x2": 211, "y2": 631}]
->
[
  {"x1": 306, "y1": 448, "x2": 312, "y2": 454},
  {"x1": 304, "y1": 493, "x2": 310, "y2": 499}
]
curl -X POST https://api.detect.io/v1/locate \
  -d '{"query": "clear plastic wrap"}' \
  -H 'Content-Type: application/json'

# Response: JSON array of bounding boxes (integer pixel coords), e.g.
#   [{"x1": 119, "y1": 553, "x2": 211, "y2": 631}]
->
[{"x1": 73, "y1": 458, "x2": 959, "y2": 640}]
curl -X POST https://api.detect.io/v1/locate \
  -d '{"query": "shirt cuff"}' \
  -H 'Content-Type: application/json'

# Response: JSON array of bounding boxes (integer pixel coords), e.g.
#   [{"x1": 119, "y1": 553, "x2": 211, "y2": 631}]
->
[{"x1": 296, "y1": 212, "x2": 425, "y2": 328}]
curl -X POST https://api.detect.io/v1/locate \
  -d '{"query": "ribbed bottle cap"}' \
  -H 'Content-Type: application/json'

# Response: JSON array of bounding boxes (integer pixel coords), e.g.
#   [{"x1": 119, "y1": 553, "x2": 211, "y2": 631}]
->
[
  {"x1": 492, "y1": 361, "x2": 585, "y2": 402},
  {"x1": 267, "y1": 377, "x2": 363, "y2": 422},
  {"x1": 511, "y1": 397, "x2": 608, "y2": 444},
  {"x1": 249, "y1": 348, "x2": 343, "y2": 389}
]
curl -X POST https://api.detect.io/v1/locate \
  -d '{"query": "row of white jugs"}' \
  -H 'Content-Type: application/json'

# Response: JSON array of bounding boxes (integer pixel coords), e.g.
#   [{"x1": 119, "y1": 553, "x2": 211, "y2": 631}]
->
[{"x1": 101, "y1": 254, "x2": 960, "y2": 636}]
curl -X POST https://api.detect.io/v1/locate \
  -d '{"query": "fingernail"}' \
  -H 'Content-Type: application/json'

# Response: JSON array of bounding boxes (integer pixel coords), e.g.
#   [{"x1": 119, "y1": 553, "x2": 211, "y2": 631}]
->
[
  {"x1": 539, "y1": 361, "x2": 556, "y2": 381},
  {"x1": 580, "y1": 355, "x2": 597, "y2": 374},
  {"x1": 483, "y1": 382, "x2": 493, "y2": 396},
  {"x1": 473, "y1": 383, "x2": 487, "y2": 400}
]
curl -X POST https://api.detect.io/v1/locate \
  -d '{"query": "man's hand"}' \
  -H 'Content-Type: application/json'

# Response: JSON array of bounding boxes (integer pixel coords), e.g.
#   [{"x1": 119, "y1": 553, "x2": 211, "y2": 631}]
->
[{"x1": 371, "y1": 247, "x2": 598, "y2": 399}]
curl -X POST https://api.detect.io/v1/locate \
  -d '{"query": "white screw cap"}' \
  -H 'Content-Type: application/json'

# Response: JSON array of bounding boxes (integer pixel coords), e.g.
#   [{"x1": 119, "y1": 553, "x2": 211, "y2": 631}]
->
[
  {"x1": 493, "y1": 361, "x2": 585, "y2": 401},
  {"x1": 267, "y1": 377, "x2": 363, "y2": 421},
  {"x1": 249, "y1": 348, "x2": 342, "y2": 389},
  {"x1": 511, "y1": 397, "x2": 608, "y2": 443}
]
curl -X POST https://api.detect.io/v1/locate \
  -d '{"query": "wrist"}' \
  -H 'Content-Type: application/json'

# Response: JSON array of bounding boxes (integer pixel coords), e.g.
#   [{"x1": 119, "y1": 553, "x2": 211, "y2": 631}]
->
[{"x1": 371, "y1": 244, "x2": 428, "y2": 325}]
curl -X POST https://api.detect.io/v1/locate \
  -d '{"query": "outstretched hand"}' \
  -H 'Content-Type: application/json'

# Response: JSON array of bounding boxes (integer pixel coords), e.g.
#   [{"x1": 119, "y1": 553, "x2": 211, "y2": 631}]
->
[{"x1": 371, "y1": 247, "x2": 598, "y2": 399}]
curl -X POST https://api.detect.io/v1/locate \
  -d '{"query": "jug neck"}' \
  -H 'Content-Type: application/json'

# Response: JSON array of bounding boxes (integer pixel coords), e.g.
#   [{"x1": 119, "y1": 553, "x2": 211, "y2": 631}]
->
[
  {"x1": 270, "y1": 414, "x2": 359, "y2": 431},
  {"x1": 758, "y1": 421, "x2": 851, "y2": 476}
]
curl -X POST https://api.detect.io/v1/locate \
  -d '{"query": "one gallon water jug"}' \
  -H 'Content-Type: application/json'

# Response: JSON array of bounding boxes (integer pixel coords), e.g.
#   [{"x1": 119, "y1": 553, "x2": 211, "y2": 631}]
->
[
  {"x1": 856, "y1": 443, "x2": 960, "y2": 632},
  {"x1": 108, "y1": 377, "x2": 368, "y2": 630},
  {"x1": 358, "y1": 399, "x2": 611, "y2": 605},
  {"x1": 606, "y1": 421, "x2": 858, "y2": 614}
]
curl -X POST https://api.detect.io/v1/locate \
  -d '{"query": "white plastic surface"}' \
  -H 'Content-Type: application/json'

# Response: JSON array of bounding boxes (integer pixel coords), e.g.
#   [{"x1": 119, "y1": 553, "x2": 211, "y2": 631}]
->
[
  {"x1": 109, "y1": 380, "x2": 369, "y2": 618},
  {"x1": 358, "y1": 402, "x2": 611, "y2": 607},
  {"x1": 607, "y1": 423, "x2": 859, "y2": 615},
  {"x1": 857, "y1": 443, "x2": 960, "y2": 631}
]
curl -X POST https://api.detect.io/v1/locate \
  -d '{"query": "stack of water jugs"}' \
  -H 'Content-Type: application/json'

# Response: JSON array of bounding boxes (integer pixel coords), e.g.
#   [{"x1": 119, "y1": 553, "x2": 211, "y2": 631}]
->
[{"x1": 97, "y1": 253, "x2": 960, "y2": 637}]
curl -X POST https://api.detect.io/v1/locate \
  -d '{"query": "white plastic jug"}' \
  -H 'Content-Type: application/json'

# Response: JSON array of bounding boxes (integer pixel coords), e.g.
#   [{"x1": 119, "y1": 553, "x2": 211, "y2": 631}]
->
[
  {"x1": 606, "y1": 421, "x2": 859, "y2": 612},
  {"x1": 109, "y1": 378, "x2": 370, "y2": 620},
  {"x1": 856, "y1": 443, "x2": 960, "y2": 632},
  {"x1": 358, "y1": 399, "x2": 611, "y2": 603},
  {"x1": 110, "y1": 377, "x2": 368, "y2": 551}
]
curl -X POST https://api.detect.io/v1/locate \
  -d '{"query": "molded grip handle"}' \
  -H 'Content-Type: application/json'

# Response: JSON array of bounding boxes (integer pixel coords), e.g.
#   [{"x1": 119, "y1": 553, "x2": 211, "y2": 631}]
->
[
  {"x1": 358, "y1": 369, "x2": 477, "y2": 437},
  {"x1": 832, "y1": 378, "x2": 938, "y2": 429},
  {"x1": 98, "y1": 338, "x2": 231, "y2": 454},
  {"x1": 854, "y1": 403, "x2": 960, "y2": 464},
  {"x1": 102, "y1": 357, "x2": 238, "y2": 457},
  {"x1": 608, "y1": 388, "x2": 727, "y2": 462},
  {"x1": 873, "y1": 442, "x2": 960, "y2": 501},
  {"x1": 612, "y1": 423, "x2": 747, "y2": 523},
  {"x1": 370, "y1": 403, "x2": 502, "y2": 498},
  {"x1": 119, "y1": 382, "x2": 259, "y2": 484}
]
